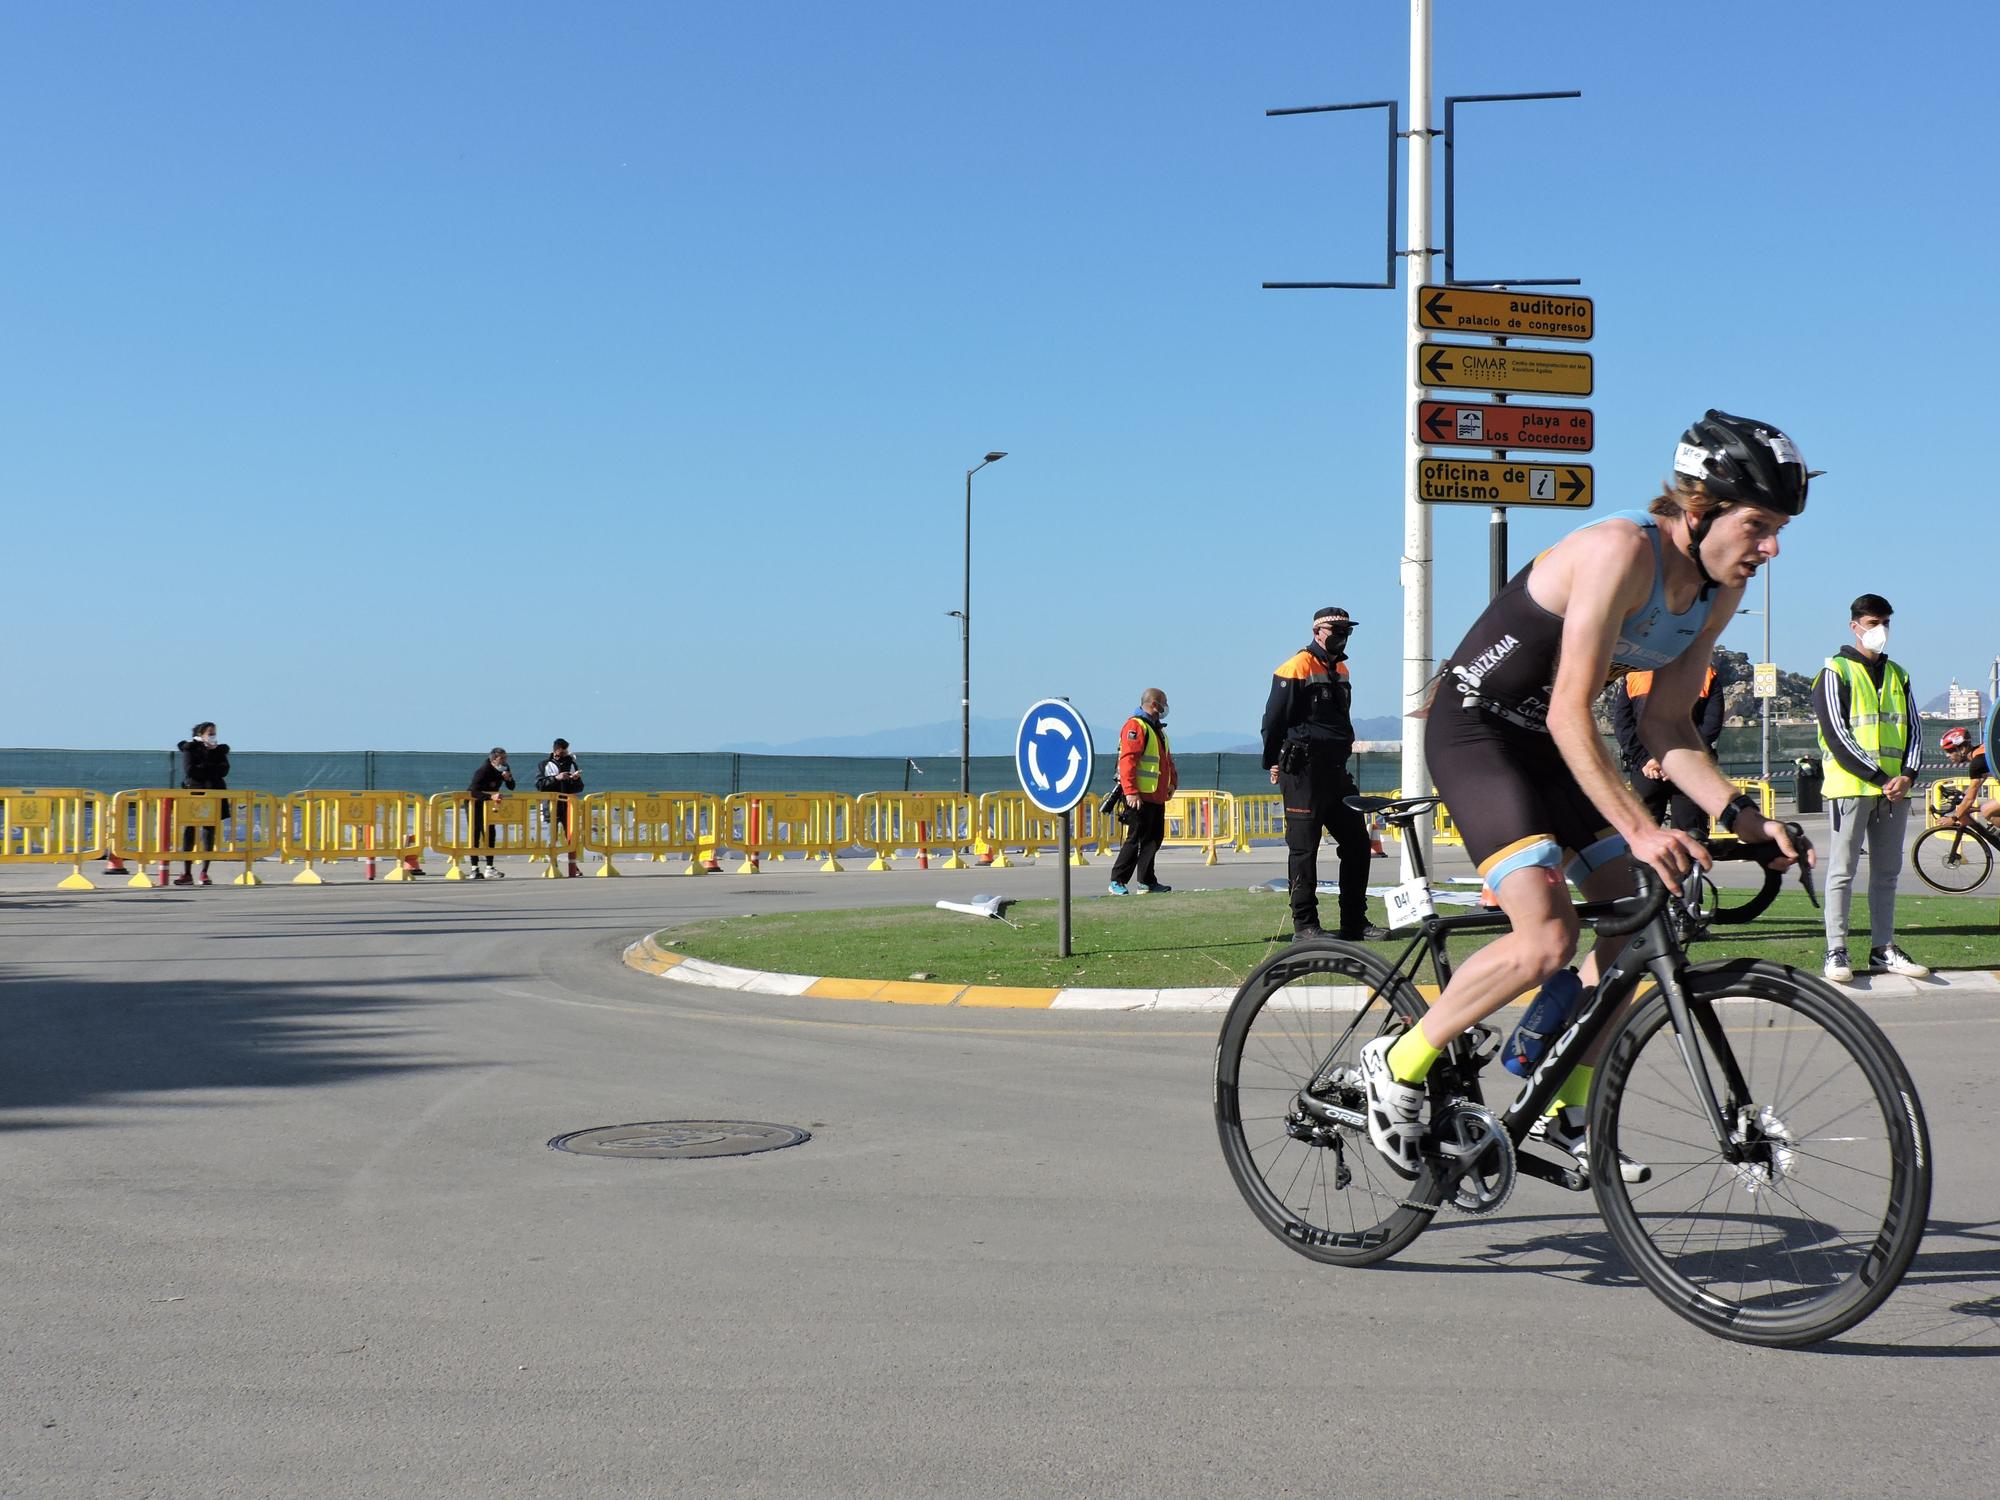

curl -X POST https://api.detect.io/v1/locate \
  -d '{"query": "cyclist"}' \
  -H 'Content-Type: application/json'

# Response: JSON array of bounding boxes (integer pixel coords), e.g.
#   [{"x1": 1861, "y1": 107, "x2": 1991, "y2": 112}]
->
[
  {"x1": 1361, "y1": 410, "x2": 1812, "y2": 1180},
  {"x1": 1937, "y1": 726, "x2": 1998, "y2": 825}
]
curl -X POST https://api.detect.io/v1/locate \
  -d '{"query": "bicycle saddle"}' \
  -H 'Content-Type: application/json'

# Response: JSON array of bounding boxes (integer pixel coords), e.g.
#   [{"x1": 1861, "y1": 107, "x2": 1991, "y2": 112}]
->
[{"x1": 1344, "y1": 794, "x2": 1441, "y2": 821}]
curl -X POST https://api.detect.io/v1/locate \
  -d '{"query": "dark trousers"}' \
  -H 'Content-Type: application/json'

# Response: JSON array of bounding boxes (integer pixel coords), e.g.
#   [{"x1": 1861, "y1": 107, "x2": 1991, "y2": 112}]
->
[
  {"x1": 469, "y1": 800, "x2": 497, "y2": 866},
  {"x1": 1280, "y1": 751, "x2": 1371, "y2": 932},
  {"x1": 1110, "y1": 801, "x2": 1166, "y2": 886},
  {"x1": 1633, "y1": 773, "x2": 1710, "y2": 839}
]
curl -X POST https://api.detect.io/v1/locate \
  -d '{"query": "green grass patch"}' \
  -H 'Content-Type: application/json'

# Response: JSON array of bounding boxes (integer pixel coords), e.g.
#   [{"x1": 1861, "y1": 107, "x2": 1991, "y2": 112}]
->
[{"x1": 658, "y1": 888, "x2": 2000, "y2": 990}]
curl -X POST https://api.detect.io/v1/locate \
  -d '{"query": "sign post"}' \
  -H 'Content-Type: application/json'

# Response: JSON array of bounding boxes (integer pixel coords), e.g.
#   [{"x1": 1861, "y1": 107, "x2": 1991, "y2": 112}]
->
[{"x1": 1015, "y1": 698, "x2": 1094, "y2": 958}]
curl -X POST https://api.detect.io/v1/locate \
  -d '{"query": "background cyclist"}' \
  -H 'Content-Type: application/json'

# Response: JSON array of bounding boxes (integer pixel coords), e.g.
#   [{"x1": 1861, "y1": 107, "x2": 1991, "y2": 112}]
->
[
  {"x1": 1360, "y1": 411, "x2": 1811, "y2": 1180},
  {"x1": 1938, "y1": 726, "x2": 1997, "y2": 825}
]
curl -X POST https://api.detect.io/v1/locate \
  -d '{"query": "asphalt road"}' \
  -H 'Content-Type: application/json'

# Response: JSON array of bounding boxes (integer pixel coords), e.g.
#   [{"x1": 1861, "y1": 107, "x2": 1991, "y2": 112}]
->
[{"x1": 4, "y1": 844, "x2": 1994, "y2": 1497}]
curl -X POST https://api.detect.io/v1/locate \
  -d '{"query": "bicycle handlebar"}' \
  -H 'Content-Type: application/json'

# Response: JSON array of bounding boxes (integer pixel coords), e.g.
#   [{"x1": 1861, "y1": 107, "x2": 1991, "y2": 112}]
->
[
  {"x1": 1720, "y1": 820, "x2": 1819, "y2": 908},
  {"x1": 1584, "y1": 867, "x2": 1669, "y2": 938}
]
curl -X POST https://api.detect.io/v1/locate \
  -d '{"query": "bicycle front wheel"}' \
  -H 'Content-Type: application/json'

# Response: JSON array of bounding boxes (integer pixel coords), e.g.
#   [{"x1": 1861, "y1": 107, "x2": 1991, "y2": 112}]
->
[
  {"x1": 1910, "y1": 824, "x2": 1993, "y2": 893},
  {"x1": 1591, "y1": 958, "x2": 1930, "y2": 1347},
  {"x1": 1214, "y1": 940, "x2": 1446, "y2": 1266}
]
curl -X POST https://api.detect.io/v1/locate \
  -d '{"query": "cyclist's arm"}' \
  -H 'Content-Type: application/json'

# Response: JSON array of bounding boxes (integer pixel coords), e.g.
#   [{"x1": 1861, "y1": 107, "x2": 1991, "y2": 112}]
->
[
  {"x1": 1640, "y1": 596, "x2": 1748, "y2": 823},
  {"x1": 1950, "y1": 778, "x2": 1985, "y2": 822}
]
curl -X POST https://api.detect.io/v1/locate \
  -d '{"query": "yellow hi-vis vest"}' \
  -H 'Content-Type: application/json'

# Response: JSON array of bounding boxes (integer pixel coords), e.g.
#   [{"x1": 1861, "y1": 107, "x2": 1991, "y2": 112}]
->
[
  {"x1": 1818, "y1": 655, "x2": 1913, "y2": 800},
  {"x1": 1132, "y1": 720, "x2": 1169, "y2": 794}
]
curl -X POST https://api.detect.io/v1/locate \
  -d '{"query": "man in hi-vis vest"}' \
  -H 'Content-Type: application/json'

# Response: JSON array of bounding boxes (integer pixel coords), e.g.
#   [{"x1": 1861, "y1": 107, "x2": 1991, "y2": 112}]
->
[
  {"x1": 1812, "y1": 593, "x2": 1930, "y2": 984},
  {"x1": 1108, "y1": 688, "x2": 1177, "y2": 895}
]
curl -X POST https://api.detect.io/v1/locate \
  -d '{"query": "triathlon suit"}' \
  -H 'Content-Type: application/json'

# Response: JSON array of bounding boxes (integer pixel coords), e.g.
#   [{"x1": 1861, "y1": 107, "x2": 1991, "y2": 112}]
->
[{"x1": 1425, "y1": 509, "x2": 1718, "y2": 891}]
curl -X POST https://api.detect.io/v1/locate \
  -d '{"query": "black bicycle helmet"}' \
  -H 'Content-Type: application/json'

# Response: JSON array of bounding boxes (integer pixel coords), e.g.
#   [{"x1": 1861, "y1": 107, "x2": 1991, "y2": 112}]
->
[{"x1": 1672, "y1": 409, "x2": 1814, "y2": 516}]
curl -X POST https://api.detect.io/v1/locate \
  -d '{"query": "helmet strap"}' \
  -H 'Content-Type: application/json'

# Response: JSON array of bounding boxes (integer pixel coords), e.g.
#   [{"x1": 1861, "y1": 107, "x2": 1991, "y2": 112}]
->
[{"x1": 1685, "y1": 508, "x2": 1724, "y2": 601}]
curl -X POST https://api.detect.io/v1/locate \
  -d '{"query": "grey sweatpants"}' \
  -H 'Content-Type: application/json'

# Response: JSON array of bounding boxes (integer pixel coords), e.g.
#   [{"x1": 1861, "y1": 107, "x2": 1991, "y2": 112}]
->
[{"x1": 1823, "y1": 794, "x2": 1912, "y2": 953}]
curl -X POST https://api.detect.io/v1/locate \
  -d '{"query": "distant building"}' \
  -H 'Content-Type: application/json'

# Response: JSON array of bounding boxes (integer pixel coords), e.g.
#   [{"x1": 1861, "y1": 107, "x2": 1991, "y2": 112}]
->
[{"x1": 1945, "y1": 680, "x2": 1984, "y2": 719}]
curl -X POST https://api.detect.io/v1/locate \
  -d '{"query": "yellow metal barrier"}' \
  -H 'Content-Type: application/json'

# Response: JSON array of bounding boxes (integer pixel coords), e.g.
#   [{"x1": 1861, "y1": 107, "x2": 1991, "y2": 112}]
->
[
  {"x1": 110, "y1": 788, "x2": 280, "y2": 886},
  {"x1": 971, "y1": 794, "x2": 1117, "y2": 868},
  {"x1": 1066, "y1": 798, "x2": 1116, "y2": 864},
  {"x1": 279, "y1": 790, "x2": 428, "y2": 883},
  {"x1": 1163, "y1": 790, "x2": 1236, "y2": 865},
  {"x1": 1928, "y1": 777, "x2": 1982, "y2": 827},
  {"x1": 974, "y1": 791, "x2": 1061, "y2": 868},
  {"x1": 583, "y1": 792, "x2": 724, "y2": 876},
  {"x1": 1234, "y1": 792, "x2": 1286, "y2": 850},
  {"x1": 1433, "y1": 801, "x2": 1465, "y2": 847},
  {"x1": 1732, "y1": 778, "x2": 1776, "y2": 818},
  {"x1": 1, "y1": 787, "x2": 108, "y2": 890},
  {"x1": 854, "y1": 792, "x2": 977, "y2": 871},
  {"x1": 427, "y1": 790, "x2": 581, "y2": 878},
  {"x1": 722, "y1": 792, "x2": 857, "y2": 873}
]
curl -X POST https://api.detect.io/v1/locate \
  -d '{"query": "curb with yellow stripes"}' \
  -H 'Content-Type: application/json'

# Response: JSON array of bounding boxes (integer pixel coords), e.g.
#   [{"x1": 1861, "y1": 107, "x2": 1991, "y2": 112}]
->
[{"x1": 622, "y1": 933, "x2": 2000, "y2": 1013}]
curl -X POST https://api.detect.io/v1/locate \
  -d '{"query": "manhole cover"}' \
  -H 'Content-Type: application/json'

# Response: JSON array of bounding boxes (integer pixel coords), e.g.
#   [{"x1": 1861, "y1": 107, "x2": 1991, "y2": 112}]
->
[{"x1": 547, "y1": 1120, "x2": 810, "y2": 1161}]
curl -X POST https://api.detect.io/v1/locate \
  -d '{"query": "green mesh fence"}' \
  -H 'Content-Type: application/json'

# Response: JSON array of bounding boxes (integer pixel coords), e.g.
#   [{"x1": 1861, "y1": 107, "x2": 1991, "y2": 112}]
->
[{"x1": 0, "y1": 724, "x2": 1971, "y2": 801}]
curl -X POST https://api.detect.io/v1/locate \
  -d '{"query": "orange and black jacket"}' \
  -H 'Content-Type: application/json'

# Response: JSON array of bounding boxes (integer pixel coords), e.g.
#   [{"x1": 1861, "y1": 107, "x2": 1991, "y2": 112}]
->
[
  {"x1": 1611, "y1": 663, "x2": 1726, "y2": 772},
  {"x1": 1260, "y1": 642, "x2": 1355, "y2": 767},
  {"x1": 1117, "y1": 711, "x2": 1178, "y2": 804}
]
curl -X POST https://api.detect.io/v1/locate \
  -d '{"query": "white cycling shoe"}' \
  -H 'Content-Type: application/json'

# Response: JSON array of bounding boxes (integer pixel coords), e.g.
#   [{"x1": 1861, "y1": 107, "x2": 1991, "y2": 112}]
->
[
  {"x1": 1528, "y1": 1107, "x2": 1652, "y2": 1185},
  {"x1": 1358, "y1": 1035, "x2": 1425, "y2": 1180}
]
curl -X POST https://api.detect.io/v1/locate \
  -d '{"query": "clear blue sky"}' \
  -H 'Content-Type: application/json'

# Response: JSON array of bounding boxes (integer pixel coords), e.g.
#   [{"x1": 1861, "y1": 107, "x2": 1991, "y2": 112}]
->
[{"x1": 5, "y1": 1, "x2": 1993, "y2": 752}]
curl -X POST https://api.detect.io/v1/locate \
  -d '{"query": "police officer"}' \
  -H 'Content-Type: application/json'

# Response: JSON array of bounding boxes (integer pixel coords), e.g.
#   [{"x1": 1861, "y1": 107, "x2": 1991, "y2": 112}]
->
[{"x1": 1261, "y1": 606, "x2": 1386, "y2": 942}]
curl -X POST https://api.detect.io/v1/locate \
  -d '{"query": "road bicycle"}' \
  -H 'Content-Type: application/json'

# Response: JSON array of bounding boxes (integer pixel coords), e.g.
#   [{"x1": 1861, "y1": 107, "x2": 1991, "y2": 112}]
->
[
  {"x1": 1213, "y1": 794, "x2": 1931, "y2": 1348},
  {"x1": 1910, "y1": 813, "x2": 2000, "y2": 894}
]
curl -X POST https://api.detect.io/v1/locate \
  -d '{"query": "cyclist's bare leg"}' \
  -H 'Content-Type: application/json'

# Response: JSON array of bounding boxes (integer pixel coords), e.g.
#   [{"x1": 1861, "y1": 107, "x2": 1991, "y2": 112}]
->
[{"x1": 1413, "y1": 865, "x2": 1580, "y2": 1047}]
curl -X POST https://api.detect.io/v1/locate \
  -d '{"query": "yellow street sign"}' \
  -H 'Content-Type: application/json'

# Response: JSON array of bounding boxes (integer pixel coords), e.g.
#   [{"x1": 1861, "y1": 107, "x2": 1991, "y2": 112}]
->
[
  {"x1": 1418, "y1": 286, "x2": 1593, "y2": 341},
  {"x1": 1418, "y1": 342, "x2": 1592, "y2": 396},
  {"x1": 1754, "y1": 662, "x2": 1778, "y2": 699},
  {"x1": 1418, "y1": 459, "x2": 1592, "y2": 509}
]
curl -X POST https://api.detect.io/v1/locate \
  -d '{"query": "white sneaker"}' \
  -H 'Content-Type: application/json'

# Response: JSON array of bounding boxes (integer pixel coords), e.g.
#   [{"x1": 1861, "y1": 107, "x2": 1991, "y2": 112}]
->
[
  {"x1": 1528, "y1": 1107, "x2": 1652, "y2": 1185},
  {"x1": 1870, "y1": 944, "x2": 1930, "y2": 978},
  {"x1": 1358, "y1": 1035, "x2": 1424, "y2": 1180},
  {"x1": 1823, "y1": 948, "x2": 1854, "y2": 984}
]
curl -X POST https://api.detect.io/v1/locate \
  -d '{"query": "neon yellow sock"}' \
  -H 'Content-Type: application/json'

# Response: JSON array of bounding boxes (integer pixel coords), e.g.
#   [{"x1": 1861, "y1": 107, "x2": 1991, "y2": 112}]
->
[
  {"x1": 1550, "y1": 1063, "x2": 1593, "y2": 1115},
  {"x1": 1385, "y1": 1028, "x2": 1442, "y2": 1084}
]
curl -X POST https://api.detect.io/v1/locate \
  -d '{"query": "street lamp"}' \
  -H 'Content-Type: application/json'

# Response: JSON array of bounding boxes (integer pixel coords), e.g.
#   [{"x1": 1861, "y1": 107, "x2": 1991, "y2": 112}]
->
[
  {"x1": 1737, "y1": 557, "x2": 1775, "y2": 781},
  {"x1": 961, "y1": 451, "x2": 1008, "y2": 795}
]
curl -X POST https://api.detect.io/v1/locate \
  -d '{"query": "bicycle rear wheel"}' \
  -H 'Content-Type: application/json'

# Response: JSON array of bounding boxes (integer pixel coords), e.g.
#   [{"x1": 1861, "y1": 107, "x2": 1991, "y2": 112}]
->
[
  {"x1": 1591, "y1": 958, "x2": 1930, "y2": 1347},
  {"x1": 1214, "y1": 940, "x2": 1446, "y2": 1266},
  {"x1": 1910, "y1": 824, "x2": 1993, "y2": 893}
]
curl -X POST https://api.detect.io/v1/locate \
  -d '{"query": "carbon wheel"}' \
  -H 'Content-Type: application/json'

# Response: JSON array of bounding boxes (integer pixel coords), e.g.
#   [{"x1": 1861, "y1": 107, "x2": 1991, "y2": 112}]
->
[
  {"x1": 1910, "y1": 824, "x2": 1993, "y2": 894},
  {"x1": 1214, "y1": 940, "x2": 1446, "y2": 1267},
  {"x1": 1590, "y1": 958, "x2": 1929, "y2": 1347}
]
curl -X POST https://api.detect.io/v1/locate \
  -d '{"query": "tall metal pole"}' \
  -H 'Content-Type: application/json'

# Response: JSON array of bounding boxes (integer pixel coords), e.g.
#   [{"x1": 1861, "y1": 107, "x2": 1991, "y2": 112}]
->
[
  {"x1": 960, "y1": 452, "x2": 1007, "y2": 797},
  {"x1": 1760, "y1": 558, "x2": 1772, "y2": 781},
  {"x1": 961, "y1": 467, "x2": 973, "y2": 796},
  {"x1": 1399, "y1": 0, "x2": 1436, "y2": 881}
]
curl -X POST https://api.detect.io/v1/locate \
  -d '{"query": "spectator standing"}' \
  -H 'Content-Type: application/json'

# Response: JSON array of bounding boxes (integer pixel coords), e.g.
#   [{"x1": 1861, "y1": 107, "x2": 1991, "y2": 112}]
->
[
  {"x1": 1261, "y1": 606, "x2": 1387, "y2": 943},
  {"x1": 466, "y1": 747, "x2": 515, "y2": 879},
  {"x1": 1612, "y1": 647, "x2": 1732, "y2": 837},
  {"x1": 174, "y1": 721, "x2": 229, "y2": 885},
  {"x1": 1107, "y1": 689, "x2": 1177, "y2": 895},
  {"x1": 538, "y1": 738, "x2": 586, "y2": 877},
  {"x1": 1814, "y1": 593, "x2": 1929, "y2": 983}
]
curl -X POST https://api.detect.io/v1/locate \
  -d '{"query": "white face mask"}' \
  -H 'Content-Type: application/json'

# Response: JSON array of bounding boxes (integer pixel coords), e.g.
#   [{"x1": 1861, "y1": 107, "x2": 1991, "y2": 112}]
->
[
  {"x1": 1859, "y1": 623, "x2": 1890, "y2": 653},
  {"x1": 201, "y1": 733, "x2": 218, "y2": 747}
]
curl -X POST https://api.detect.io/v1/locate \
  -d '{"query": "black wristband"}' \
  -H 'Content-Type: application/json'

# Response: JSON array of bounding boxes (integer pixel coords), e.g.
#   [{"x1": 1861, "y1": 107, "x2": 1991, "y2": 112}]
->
[{"x1": 1723, "y1": 793, "x2": 1763, "y2": 838}]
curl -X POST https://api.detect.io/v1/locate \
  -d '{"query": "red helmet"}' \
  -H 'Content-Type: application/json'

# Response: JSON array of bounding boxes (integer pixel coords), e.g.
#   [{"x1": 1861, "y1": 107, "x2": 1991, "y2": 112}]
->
[{"x1": 1941, "y1": 727, "x2": 1972, "y2": 753}]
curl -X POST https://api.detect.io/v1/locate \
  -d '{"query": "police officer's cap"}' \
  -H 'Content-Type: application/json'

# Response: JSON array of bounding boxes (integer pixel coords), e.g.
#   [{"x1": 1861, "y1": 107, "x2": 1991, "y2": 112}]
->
[{"x1": 1313, "y1": 606, "x2": 1357, "y2": 628}]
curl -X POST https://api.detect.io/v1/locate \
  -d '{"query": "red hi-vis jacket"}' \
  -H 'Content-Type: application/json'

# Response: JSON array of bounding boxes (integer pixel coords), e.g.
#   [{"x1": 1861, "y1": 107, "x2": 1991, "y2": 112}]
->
[{"x1": 1118, "y1": 714, "x2": 1178, "y2": 804}]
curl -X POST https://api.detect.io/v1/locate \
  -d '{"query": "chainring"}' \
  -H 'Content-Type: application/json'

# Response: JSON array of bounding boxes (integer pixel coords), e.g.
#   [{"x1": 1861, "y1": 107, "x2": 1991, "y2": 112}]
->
[{"x1": 1432, "y1": 1101, "x2": 1516, "y2": 1215}]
